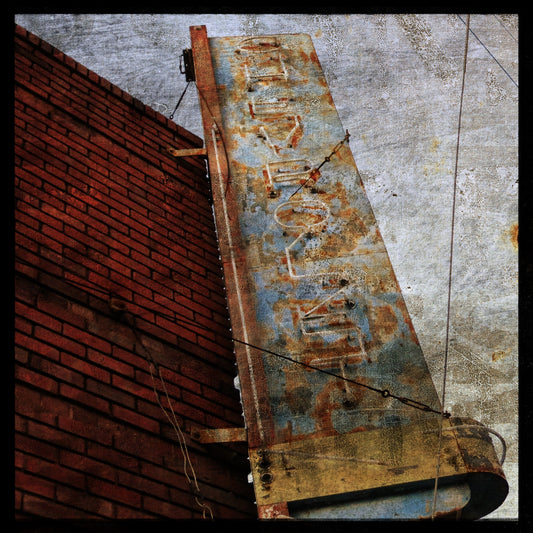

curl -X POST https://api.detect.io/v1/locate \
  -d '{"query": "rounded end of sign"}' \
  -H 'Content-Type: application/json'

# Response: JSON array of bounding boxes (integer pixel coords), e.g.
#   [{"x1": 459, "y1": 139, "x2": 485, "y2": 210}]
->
[
  {"x1": 459, "y1": 471, "x2": 509, "y2": 520},
  {"x1": 446, "y1": 417, "x2": 509, "y2": 520}
]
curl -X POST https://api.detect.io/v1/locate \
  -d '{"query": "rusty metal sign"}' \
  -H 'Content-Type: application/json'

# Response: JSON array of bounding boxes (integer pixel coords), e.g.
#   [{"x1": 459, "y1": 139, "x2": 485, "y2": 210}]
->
[{"x1": 188, "y1": 26, "x2": 507, "y2": 519}]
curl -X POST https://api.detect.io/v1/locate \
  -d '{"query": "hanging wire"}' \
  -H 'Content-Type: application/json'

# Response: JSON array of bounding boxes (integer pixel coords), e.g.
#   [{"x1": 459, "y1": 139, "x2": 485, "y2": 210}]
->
[
  {"x1": 457, "y1": 14, "x2": 518, "y2": 88},
  {"x1": 16, "y1": 27, "x2": 508, "y2": 515},
  {"x1": 493, "y1": 14, "x2": 518, "y2": 43},
  {"x1": 232, "y1": 337, "x2": 447, "y2": 417},
  {"x1": 288, "y1": 130, "x2": 351, "y2": 200},
  {"x1": 130, "y1": 314, "x2": 214, "y2": 520},
  {"x1": 15, "y1": 258, "x2": 214, "y2": 519},
  {"x1": 148, "y1": 362, "x2": 214, "y2": 519},
  {"x1": 14, "y1": 255, "x2": 450, "y2": 419},
  {"x1": 431, "y1": 13, "x2": 471, "y2": 521},
  {"x1": 437, "y1": 425, "x2": 507, "y2": 466},
  {"x1": 169, "y1": 81, "x2": 191, "y2": 120}
]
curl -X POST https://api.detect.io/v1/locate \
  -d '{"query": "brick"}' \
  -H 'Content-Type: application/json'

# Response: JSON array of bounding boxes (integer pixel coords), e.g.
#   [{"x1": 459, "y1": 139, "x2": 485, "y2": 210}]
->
[
  {"x1": 117, "y1": 469, "x2": 169, "y2": 500},
  {"x1": 85, "y1": 378, "x2": 136, "y2": 410},
  {"x1": 112, "y1": 404, "x2": 160, "y2": 434},
  {"x1": 55, "y1": 485, "x2": 115, "y2": 518},
  {"x1": 111, "y1": 373, "x2": 154, "y2": 402},
  {"x1": 15, "y1": 385, "x2": 64, "y2": 424},
  {"x1": 59, "y1": 382, "x2": 110, "y2": 414},
  {"x1": 57, "y1": 414, "x2": 114, "y2": 446},
  {"x1": 15, "y1": 24, "x2": 253, "y2": 520},
  {"x1": 15, "y1": 470, "x2": 56, "y2": 500},
  {"x1": 62, "y1": 324, "x2": 112, "y2": 358},
  {"x1": 23, "y1": 454, "x2": 86, "y2": 490},
  {"x1": 59, "y1": 449, "x2": 117, "y2": 482},
  {"x1": 111, "y1": 344, "x2": 148, "y2": 370},
  {"x1": 15, "y1": 365, "x2": 58, "y2": 394},
  {"x1": 115, "y1": 504, "x2": 157, "y2": 519},
  {"x1": 26, "y1": 418, "x2": 85, "y2": 454},
  {"x1": 22, "y1": 493, "x2": 98, "y2": 519},
  {"x1": 87, "y1": 348, "x2": 135, "y2": 378},
  {"x1": 112, "y1": 427, "x2": 173, "y2": 465},
  {"x1": 140, "y1": 462, "x2": 187, "y2": 492},
  {"x1": 141, "y1": 495, "x2": 193, "y2": 519},
  {"x1": 60, "y1": 337, "x2": 115, "y2": 371},
  {"x1": 30, "y1": 355, "x2": 85, "y2": 388},
  {"x1": 84, "y1": 313, "x2": 135, "y2": 353},
  {"x1": 86, "y1": 441, "x2": 139, "y2": 472},
  {"x1": 36, "y1": 292, "x2": 87, "y2": 330},
  {"x1": 15, "y1": 345, "x2": 30, "y2": 364},
  {"x1": 87, "y1": 477, "x2": 142, "y2": 508},
  {"x1": 133, "y1": 398, "x2": 164, "y2": 425},
  {"x1": 15, "y1": 429, "x2": 59, "y2": 464},
  {"x1": 16, "y1": 300, "x2": 63, "y2": 333}
]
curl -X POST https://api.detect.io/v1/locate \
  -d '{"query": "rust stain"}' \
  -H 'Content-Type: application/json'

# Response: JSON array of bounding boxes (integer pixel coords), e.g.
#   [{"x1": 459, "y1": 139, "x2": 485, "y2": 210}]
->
[
  {"x1": 430, "y1": 136, "x2": 441, "y2": 152},
  {"x1": 372, "y1": 304, "x2": 398, "y2": 337},
  {"x1": 492, "y1": 347, "x2": 511, "y2": 362},
  {"x1": 501, "y1": 222, "x2": 518, "y2": 252},
  {"x1": 510, "y1": 222, "x2": 518, "y2": 250}
]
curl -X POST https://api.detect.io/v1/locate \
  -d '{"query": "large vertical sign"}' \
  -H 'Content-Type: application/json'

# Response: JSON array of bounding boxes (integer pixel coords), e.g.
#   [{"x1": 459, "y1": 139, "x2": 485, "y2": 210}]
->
[{"x1": 189, "y1": 26, "x2": 507, "y2": 519}]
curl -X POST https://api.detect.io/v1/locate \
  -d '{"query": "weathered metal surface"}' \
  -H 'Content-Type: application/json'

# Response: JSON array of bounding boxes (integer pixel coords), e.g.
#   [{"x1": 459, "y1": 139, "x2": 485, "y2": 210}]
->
[
  {"x1": 191, "y1": 427, "x2": 247, "y2": 443},
  {"x1": 166, "y1": 146, "x2": 207, "y2": 157},
  {"x1": 189, "y1": 26, "x2": 507, "y2": 519},
  {"x1": 249, "y1": 416, "x2": 507, "y2": 519}
]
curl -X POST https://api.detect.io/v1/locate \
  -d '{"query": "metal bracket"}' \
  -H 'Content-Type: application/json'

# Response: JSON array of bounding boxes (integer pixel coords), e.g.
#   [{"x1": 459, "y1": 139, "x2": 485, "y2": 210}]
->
[
  {"x1": 166, "y1": 146, "x2": 206, "y2": 158},
  {"x1": 180, "y1": 48, "x2": 195, "y2": 82},
  {"x1": 191, "y1": 427, "x2": 247, "y2": 444}
]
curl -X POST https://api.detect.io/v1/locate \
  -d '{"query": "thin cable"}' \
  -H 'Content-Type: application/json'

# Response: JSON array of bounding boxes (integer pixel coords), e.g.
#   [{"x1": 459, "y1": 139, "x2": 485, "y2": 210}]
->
[
  {"x1": 169, "y1": 81, "x2": 191, "y2": 120},
  {"x1": 458, "y1": 14, "x2": 518, "y2": 88},
  {"x1": 148, "y1": 363, "x2": 214, "y2": 519},
  {"x1": 15, "y1": 257, "x2": 450, "y2": 419},
  {"x1": 493, "y1": 15, "x2": 518, "y2": 43},
  {"x1": 288, "y1": 130, "x2": 351, "y2": 200},
  {"x1": 14, "y1": 264, "x2": 215, "y2": 518},
  {"x1": 232, "y1": 337, "x2": 447, "y2": 417},
  {"x1": 134, "y1": 316, "x2": 214, "y2": 520},
  {"x1": 439, "y1": 425, "x2": 507, "y2": 466},
  {"x1": 431, "y1": 14, "x2": 470, "y2": 521}
]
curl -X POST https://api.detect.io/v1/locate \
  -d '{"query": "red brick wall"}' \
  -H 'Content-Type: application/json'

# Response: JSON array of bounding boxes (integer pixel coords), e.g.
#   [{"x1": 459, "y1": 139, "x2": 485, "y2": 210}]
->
[{"x1": 14, "y1": 24, "x2": 255, "y2": 519}]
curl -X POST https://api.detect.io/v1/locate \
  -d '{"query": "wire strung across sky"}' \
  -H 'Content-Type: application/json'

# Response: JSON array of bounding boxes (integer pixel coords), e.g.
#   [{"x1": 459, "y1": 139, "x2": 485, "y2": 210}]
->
[{"x1": 15, "y1": 256, "x2": 448, "y2": 418}]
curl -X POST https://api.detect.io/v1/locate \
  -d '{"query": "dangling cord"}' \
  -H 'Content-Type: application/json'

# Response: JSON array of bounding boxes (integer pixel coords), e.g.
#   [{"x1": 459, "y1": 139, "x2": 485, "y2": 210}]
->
[
  {"x1": 431, "y1": 13, "x2": 471, "y2": 520},
  {"x1": 169, "y1": 81, "x2": 191, "y2": 120}
]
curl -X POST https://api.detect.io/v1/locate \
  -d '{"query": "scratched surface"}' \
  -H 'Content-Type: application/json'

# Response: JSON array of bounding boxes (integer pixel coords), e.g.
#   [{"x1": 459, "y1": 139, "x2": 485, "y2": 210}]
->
[{"x1": 208, "y1": 33, "x2": 442, "y2": 444}]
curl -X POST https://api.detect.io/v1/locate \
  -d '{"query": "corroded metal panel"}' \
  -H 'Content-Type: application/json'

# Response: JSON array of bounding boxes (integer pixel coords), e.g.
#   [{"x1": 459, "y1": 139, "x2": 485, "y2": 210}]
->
[
  {"x1": 189, "y1": 26, "x2": 507, "y2": 519},
  {"x1": 200, "y1": 28, "x2": 440, "y2": 441}
]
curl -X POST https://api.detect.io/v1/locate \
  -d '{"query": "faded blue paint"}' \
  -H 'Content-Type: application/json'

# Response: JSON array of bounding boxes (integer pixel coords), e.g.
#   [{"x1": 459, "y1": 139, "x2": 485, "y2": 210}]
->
[
  {"x1": 208, "y1": 30, "x2": 442, "y2": 439},
  {"x1": 291, "y1": 483, "x2": 471, "y2": 519},
  {"x1": 205, "y1": 32, "x2": 473, "y2": 517}
]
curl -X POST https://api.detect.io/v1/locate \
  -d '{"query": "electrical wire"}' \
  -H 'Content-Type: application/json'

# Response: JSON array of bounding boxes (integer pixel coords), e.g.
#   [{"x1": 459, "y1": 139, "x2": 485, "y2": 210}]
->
[
  {"x1": 193, "y1": 82, "x2": 233, "y2": 198},
  {"x1": 231, "y1": 337, "x2": 447, "y2": 417},
  {"x1": 15, "y1": 255, "x2": 450, "y2": 419},
  {"x1": 458, "y1": 14, "x2": 518, "y2": 88},
  {"x1": 129, "y1": 313, "x2": 214, "y2": 519},
  {"x1": 288, "y1": 130, "x2": 351, "y2": 200},
  {"x1": 187, "y1": 75, "x2": 448, "y2": 417},
  {"x1": 14, "y1": 258, "x2": 215, "y2": 519},
  {"x1": 431, "y1": 13, "x2": 470, "y2": 521},
  {"x1": 148, "y1": 362, "x2": 214, "y2": 519},
  {"x1": 17, "y1": 27, "x2": 512, "y2": 514}
]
